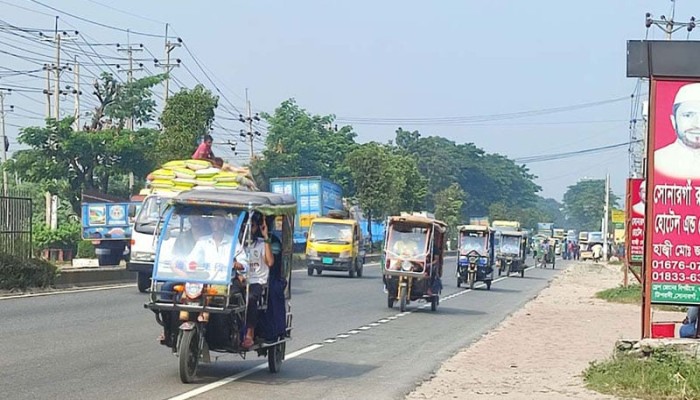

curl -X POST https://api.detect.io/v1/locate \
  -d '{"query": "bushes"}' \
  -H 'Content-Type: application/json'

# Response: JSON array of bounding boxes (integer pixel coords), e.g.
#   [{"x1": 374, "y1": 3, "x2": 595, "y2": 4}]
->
[
  {"x1": 76, "y1": 240, "x2": 96, "y2": 258},
  {"x1": 0, "y1": 253, "x2": 59, "y2": 290},
  {"x1": 32, "y1": 221, "x2": 81, "y2": 256}
]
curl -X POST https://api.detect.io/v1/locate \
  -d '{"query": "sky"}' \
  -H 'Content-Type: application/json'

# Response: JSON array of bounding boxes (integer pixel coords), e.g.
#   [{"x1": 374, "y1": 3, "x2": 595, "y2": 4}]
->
[{"x1": 1, "y1": 0, "x2": 695, "y2": 201}]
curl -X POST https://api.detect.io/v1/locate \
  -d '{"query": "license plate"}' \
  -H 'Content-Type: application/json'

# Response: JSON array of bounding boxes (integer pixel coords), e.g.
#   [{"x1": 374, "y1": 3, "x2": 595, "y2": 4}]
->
[{"x1": 322, "y1": 257, "x2": 333, "y2": 265}]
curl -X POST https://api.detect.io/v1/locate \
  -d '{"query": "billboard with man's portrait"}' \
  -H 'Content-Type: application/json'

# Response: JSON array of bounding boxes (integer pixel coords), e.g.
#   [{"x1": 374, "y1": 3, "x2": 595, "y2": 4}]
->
[
  {"x1": 626, "y1": 178, "x2": 645, "y2": 264},
  {"x1": 647, "y1": 79, "x2": 700, "y2": 304}
]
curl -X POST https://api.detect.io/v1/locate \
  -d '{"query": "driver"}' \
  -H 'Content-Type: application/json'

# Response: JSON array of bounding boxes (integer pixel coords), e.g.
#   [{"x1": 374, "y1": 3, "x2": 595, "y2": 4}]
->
[
  {"x1": 389, "y1": 232, "x2": 420, "y2": 270},
  {"x1": 186, "y1": 209, "x2": 236, "y2": 281}
]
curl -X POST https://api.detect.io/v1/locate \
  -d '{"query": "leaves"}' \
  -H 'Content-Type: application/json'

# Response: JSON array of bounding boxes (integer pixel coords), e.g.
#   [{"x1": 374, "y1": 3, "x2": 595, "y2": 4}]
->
[
  {"x1": 434, "y1": 183, "x2": 466, "y2": 240},
  {"x1": 563, "y1": 179, "x2": 619, "y2": 232},
  {"x1": 157, "y1": 84, "x2": 219, "y2": 163}
]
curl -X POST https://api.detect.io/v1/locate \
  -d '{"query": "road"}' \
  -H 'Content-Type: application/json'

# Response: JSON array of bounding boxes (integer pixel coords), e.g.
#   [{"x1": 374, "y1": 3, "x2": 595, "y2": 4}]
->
[{"x1": 0, "y1": 257, "x2": 568, "y2": 400}]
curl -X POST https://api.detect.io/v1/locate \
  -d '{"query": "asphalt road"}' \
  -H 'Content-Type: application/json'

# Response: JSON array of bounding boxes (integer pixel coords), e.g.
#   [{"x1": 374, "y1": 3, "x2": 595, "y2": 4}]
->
[{"x1": 0, "y1": 257, "x2": 568, "y2": 400}]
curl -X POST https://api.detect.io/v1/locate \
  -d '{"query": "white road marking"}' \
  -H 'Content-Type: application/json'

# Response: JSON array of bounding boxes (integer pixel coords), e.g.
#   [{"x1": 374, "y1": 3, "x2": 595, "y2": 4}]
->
[
  {"x1": 0, "y1": 283, "x2": 136, "y2": 300},
  {"x1": 166, "y1": 344, "x2": 323, "y2": 400}
]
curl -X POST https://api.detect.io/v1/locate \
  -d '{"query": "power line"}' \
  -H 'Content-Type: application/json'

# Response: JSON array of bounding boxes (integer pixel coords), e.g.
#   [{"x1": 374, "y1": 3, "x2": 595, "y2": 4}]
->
[
  {"x1": 336, "y1": 96, "x2": 630, "y2": 125},
  {"x1": 514, "y1": 140, "x2": 641, "y2": 164}
]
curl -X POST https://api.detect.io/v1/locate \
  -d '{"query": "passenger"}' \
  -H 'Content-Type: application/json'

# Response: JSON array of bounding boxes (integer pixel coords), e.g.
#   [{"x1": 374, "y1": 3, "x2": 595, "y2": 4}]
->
[
  {"x1": 680, "y1": 306, "x2": 699, "y2": 338},
  {"x1": 234, "y1": 212, "x2": 274, "y2": 349},
  {"x1": 192, "y1": 134, "x2": 215, "y2": 162}
]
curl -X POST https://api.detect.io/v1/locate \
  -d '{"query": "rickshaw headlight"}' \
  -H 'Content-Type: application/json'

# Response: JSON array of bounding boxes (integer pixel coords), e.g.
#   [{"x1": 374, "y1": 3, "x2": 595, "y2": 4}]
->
[
  {"x1": 185, "y1": 282, "x2": 204, "y2": 299},
  {"x1": 401, "y1": 260, "x2": 412, "y2": 271}
]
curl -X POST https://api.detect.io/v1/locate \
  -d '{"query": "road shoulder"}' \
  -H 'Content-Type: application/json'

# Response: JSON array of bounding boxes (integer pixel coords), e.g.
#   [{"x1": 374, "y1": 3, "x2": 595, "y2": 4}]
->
[{"x1": 407, "y1": 261, "x2": 640, "y2": 399}]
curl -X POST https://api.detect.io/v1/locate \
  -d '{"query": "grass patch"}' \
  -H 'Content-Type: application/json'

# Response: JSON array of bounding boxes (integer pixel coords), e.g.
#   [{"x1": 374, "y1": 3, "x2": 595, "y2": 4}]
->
[
  {"x1": 584, "y1": 349, "x2": 700, "y2": 400},
  {"x1": 595, "y1": 284, "x2": 687, "y2": 312}
]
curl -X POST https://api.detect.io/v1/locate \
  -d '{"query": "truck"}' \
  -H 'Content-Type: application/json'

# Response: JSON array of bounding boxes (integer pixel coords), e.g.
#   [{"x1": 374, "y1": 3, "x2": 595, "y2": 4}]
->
[
  {"x1": 127, "y1": 188, "x2": 181, "y2": 292},
  {"x1": 80, "y1": 190, "x2": 142, "y2": 267},
  {"x1": 536, "y1": 222, "x2": 554, "y2": 238},
  {"x1": 269, "y1": 176, "x2": 344, "y2": 247}
]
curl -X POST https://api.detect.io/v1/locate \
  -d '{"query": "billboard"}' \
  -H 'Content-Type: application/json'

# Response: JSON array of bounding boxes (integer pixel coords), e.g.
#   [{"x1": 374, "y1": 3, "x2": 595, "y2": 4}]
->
[
  {"x1": 627, "y1": 178, "x2": 645, "y2": 264},
  {"x1": 647, "y1": 79, "x2": 700, "y2": 304}
]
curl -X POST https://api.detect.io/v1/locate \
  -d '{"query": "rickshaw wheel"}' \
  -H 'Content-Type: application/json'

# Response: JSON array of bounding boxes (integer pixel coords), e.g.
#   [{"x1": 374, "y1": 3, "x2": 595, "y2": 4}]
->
[
  {"x1": 178, "y1": 329, "x2": 199, "y2": 384},
  {"x1": 268, "y1": 342, "x2": 284, "y2": 373},
  {"x1": 387, "y1": 295, "x2": 395, "y2": 308},
  {"x1": 457, "y1": 278, "x2": 461, "y2": 288},
  {"x1": 485, "y1": 281, "x2": 492, "y2": 290},
  {"x1": 520, "y1": 270, "x2": 525, "y2": 278},
  {"x1": 399, "y1": 291, "x2": 407, "y2": 312},
  {"x1": 469, "y1": 279, "x2": 475, "y2": 290},
  {"x1": 430, "y1": 296, "x2": 438, "y2": 311}
]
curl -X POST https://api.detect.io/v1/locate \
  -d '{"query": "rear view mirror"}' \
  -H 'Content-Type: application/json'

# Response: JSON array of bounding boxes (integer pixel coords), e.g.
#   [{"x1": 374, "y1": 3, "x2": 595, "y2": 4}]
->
[{"x1": 128, "y1": 204, "x2": 137, "y2": 218}]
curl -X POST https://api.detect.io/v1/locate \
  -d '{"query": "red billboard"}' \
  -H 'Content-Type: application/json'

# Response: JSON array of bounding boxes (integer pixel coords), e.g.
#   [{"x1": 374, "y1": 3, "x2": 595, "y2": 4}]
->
[
  {"x1": 627, "y1": 178, "x2": 645, "y2": 264},
  {"x1": 647, "y1": 79, "x2": 700, "y2": 304}
]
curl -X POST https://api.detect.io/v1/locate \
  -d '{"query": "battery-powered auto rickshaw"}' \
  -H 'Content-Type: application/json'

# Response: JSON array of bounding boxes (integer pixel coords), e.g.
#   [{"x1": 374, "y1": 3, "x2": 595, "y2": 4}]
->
[
  {"x1": 496, "y1": 231, "x2": 527, "y2": 277},
  {"x1": 456, "y1": 225, "x2": 495, "y2": 290},
  {"x1": 383, "y1": 213, "x2": 446, "y2": 312},
  {"x1": 144, "y1": 189, "x2": 295, "y2": 383}
]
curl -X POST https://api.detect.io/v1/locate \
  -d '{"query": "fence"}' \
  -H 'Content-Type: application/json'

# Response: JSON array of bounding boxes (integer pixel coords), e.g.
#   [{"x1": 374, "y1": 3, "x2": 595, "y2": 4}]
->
[{"x1": 0, "y1": 194, "x2": 33, "y2": 260}]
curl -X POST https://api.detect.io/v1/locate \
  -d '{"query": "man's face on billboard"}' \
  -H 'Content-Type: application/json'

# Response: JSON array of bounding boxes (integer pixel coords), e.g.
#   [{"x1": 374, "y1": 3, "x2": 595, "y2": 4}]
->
[
  {"x1": 639, "y1": 182, "x2": 646, "y2": 203},
  {"x1": 673, "y1": 101, "x2": 700, "y2": 149}
]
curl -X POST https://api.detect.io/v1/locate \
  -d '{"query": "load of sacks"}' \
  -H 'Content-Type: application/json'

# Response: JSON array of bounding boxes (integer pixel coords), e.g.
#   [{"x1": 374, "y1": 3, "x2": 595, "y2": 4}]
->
[{"x1": 145, "y1": 159, "x2": 259, "y2": 192}]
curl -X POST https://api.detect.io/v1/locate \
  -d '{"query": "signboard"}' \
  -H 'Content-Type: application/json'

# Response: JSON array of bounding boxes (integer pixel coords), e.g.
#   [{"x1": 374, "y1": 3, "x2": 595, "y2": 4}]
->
[
  {"x1": 647, "y1": 79, "x2": 700, "y2": 304},
  {"x1": 611, "y1": 208, "x2": 625, "y2": 229},
  {"x1": 627, "y1": 178, "x2": 645, "y2": 264}
]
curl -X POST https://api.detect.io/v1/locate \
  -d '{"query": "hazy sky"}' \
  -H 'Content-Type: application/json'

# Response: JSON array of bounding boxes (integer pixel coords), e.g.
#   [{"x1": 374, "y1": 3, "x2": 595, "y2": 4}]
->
[{"x1": 1, "y1": 0, "x2": 693, "y2": 200}]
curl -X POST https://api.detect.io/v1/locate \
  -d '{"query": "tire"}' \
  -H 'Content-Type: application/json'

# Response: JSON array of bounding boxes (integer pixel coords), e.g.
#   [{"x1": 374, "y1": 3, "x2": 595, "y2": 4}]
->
[
  {"x1": 387, "y1": 295, "x2": 395, "y2": 309},
  {"x1": 486, "y1": 281, "x2": 492, "y2": 290},
  {"x1": 520, "y1": 270, "x2": 525, "y2": 278},
  {"x1": 468, "y1": 275, "x2": 475, "y2": 290},
  {"x1": 97, "y1": 254, "x2": 119, "y2": 267},
  {"x1": 431, "y1": 296, "x2": 438, "y2": 311},
  {"x1": 356, "y1": 259, "x2": 363, "y2": 278},
  {"x1": 316, "y1": 268, "x2": 322, "y2": 275},
  {"x1": 268, "y1": 342, "x2": 284, "y2": 373},
  {"x1": 457, "y1": 278, "x2": 461, "y2": 288},
  {"x1": 137, "y1": 272, "x2": 151, "y2": 293},
  {"x1": 399, "y1": 288, "x2": 407, "y2": 312},
  {"x1": 307, "y1": 267, "x2": 314, "y2": 276},
  {"x1": 178, "y1": 329, "x2": 200, "y2": 384},
  {"x1": 497, "y1": 266, "x2": 502, "y2": 277},
  {"x1": 348, "y1": 264, "x2": 356, "y2": 278}
]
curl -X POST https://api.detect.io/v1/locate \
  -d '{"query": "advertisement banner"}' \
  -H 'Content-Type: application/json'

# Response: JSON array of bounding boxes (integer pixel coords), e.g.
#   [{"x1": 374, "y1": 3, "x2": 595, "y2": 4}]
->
[
  {"x1": 628, "y1": 178, "x2": 645, "y2": 264},
  {"x1": 81, "y1": 202, "x2": 138, "y2": 240},
  {"x1": 647, "y1": 79, "x2": 700, "y2": 304},
  {"x1": 611, "y1": 209, "x2": 625, "y2": 224}
]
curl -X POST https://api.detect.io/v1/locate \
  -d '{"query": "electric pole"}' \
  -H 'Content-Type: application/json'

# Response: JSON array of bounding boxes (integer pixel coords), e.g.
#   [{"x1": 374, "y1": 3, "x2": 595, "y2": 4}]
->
[
  {"x1": 43, "y1": 64, "x2": 52, "y2": 119},
  {"x1": 602, "y1": 173, "x2": 610, "y2": 261},
  {"x1": 117, "y1": 41, "x2": 144, "y2": 130},
  {"x1": 70, "y1": 56, "x2": 82, "y2": 131},
  {"x1": 238, "y1": 89, "x2": 260, "y2": 159},
  {"x1": 645, "y1": 1, "x2": 696, "y2": 40},
  {"x1": 39, "y1": 18, "x2": 78, "y2": 121},
  {"x1": 0, "y1": 88, "x2": 13, "y2": 196},
  {"x1": 156, "y1": 24, "x2": 181, "y2": 102}
]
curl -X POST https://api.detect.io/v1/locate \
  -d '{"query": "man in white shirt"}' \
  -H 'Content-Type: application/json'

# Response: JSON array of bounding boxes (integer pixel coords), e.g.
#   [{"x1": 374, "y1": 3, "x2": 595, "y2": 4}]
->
[
  {"x1": 187, "y1": 210, "x2": 236, "y2": 282},
  {"x1": 234, "y1": 213, "x2": 274, "y2": 349},
  {"x1": 655, "y1": 82, "x2": 700, "y2": 179}
]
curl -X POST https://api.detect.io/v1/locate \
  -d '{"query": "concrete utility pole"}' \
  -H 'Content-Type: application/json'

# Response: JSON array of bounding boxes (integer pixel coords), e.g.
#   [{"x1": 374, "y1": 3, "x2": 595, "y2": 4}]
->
[
  {"x1": 156, "y1": 24, "x2": 181, "y2": 102},
  {"x1": 117, "y1": 40, "x2": 144, "y2": 131},
  {"x1": 238, "y1": 89, "x2": 261, "y2": 159},
  {"x1": 71, "y1": 56, "x2": 82, "y2": 131},
  {"x1": 43, "y1": 64, "x2": 52, "y2": 119},
  {"x1": 0, "y1": 88, "x2": 13, "y2": 196},
  {"x1": 602, "y1": 173, "x2": 610, "y2": 261},
  {"x1": 40, "y1": 18, "x2": 78, "y2": 121}
]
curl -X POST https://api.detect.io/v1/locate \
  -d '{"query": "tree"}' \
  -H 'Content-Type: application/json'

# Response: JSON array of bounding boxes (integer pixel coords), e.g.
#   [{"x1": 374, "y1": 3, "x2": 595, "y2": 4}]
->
[
  {"x1": 253, "y1": 99, "x2": 357, "y2": 191},
  {"x1": 157, "y1": 84, "x2": 219, "y2": 163},
  {"x1": 434, "y1": 183, "x2": 466, "y2": 242},
  {"x1": 7, "y1": 118, "x2": 157, "y2": 214},
  {"x1": 563, "y1": 179, "x2": 619, "y2": 232},
  {"x1": 87, "y1": 72, "x2": 166, "y2": 131},
  {"x1": 344, "y1": 143, "x2": 405, "y2": 240}
]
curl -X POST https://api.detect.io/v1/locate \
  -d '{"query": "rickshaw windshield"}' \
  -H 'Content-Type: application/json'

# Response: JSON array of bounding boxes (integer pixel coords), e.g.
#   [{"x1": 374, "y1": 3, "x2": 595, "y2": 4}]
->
[
  {"x1": 500, "y1": 235, "x2": 521, "y2": 255},
  {"x1": 386, "y1": 225, "x2": 428, "y2": 261},
  {"x1": 152, "y1": 206, "x2": 244, "y2": 284},
  {"x1": 460, "y1": 232, "x2": 487, "y2": 255},
  {"x1": 309, "y1": 222, "x2": 352, "y2": 244}
]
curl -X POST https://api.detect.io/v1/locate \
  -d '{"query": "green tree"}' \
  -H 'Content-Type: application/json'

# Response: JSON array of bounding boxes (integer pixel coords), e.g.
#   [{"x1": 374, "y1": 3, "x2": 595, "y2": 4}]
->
[
  {"x1": 434, "y1": 183, "x2": 466, "y2": 242},
  {"x1": 253, "y1": 99, "x2": 357, "y2": 191},
  {"x1": 7, "y1": 118, "x2": 157, "y2": 214},
  {"x1": 157, "y1": 84, "x2": 219, "y2": 162},
  {"x1": 344, "y1": 143, "x2": 405, "y2": 240},
  {"x1": 563, "y1": 179, "x2": 619, "y2": 232}
]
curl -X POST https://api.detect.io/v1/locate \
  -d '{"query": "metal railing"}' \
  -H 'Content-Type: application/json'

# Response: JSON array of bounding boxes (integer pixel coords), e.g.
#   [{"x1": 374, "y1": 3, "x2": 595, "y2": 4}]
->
[{"x1": 0, "y1": 195, "x2": 33, "y2": 260}]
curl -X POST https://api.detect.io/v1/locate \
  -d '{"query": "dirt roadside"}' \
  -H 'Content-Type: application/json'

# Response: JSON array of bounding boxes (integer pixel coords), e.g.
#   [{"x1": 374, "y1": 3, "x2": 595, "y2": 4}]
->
[{"x1": 406, "y1": 261, "x2": 678, "y2": 400}]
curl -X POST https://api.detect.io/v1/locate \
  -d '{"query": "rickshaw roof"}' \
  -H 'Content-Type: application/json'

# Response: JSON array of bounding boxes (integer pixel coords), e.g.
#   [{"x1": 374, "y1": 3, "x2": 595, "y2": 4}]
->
[
  {"x1": 458, "y1": 224, "x2": 492, "y2": 232},
  {"x1": 170, "y1": 189, "x2": 297, "y2": 216},
  {"x1": 387, "y1": 214, "x2": 448, "y2": 230}
]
